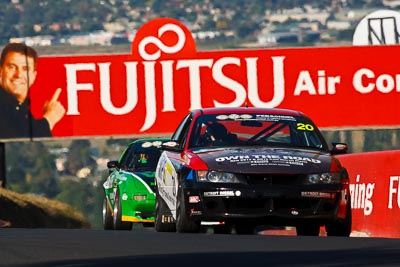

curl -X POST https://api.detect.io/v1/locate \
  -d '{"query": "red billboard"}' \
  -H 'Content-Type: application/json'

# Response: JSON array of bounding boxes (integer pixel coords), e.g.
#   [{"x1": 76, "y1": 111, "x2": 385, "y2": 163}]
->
[
  {"x1": 2, "y1": 17, "x2": 400, "y2": 140},
  {"x1": 338, "y1": 151, "x2": 400, "y2": 238}
]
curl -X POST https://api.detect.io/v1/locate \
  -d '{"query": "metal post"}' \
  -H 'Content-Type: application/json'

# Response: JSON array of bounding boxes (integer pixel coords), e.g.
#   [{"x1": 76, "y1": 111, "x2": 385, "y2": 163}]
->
[{"x1": 0, "y1": 142, "x2": 5, "y2": 188}]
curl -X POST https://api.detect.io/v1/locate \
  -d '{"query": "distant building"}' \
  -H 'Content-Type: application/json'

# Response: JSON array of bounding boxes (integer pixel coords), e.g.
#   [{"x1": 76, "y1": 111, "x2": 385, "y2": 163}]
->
[
  {"x1": 9, "y1": 35, "x2": 58, "y2": 46},
  {"x1": 266, "y1": 6, "x2": 330, "y2": 25},
  {"x1": 327, "y1": 20, "x2": 352, "y2": 30},
  {"x1": 258, "y1": 31, "x2": 299, "y2": 45},
  {"x1": 68, "y1": 33, "x2": 91, "y2": 46},
  {"x1": 383, "y1": 0, "x2": 400, "y2": 8}
]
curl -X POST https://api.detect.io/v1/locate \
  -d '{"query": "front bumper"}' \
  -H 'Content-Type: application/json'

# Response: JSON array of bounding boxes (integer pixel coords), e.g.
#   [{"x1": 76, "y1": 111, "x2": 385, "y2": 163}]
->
[
  {"x1": 183, "y1": 185, "x2": 347, "y2": 225},
  {"x1": 121, "y1": 193, "x2": 156, "y2": 223}
]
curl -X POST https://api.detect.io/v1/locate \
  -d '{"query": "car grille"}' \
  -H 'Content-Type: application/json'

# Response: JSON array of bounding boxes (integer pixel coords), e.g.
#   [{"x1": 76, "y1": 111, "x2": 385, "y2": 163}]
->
[
  {"x1": 203, "y1": 197, "x2": 336, "y2": 216},
  {"x1": 244, "y1": 173, "x2": 303, "y2": 185},
  {"x1": 227, "y1": 198, "x2": 318, "y2": 210}
]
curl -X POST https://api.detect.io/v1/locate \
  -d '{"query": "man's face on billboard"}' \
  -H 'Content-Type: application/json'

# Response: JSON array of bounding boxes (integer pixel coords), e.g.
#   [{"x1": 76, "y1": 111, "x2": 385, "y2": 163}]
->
[{"x1": 0, "y1": 51, "x2": 37, "y2": 103}]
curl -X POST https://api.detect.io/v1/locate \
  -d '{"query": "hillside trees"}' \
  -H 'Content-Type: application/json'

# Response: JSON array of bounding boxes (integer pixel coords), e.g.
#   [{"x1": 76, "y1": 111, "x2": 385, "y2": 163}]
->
[
  {"x1": 5, "y1": 139, "x2": 104, "y2": 228},
  {"x1": 6, "y1": 141, "x2": 60, "y2": 197},
  {"x1": 55, "y1": 178, "x2": 103, "y2": 229},
  {"x1": 64, "y1": 140, "x2": 96, "y2": 175}
]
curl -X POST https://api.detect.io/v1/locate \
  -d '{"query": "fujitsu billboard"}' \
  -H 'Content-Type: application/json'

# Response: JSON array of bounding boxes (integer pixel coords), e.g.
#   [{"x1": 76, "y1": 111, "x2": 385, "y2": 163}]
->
[{"x1": 4, "y1": 17, "x2": 400, "y2": 140}]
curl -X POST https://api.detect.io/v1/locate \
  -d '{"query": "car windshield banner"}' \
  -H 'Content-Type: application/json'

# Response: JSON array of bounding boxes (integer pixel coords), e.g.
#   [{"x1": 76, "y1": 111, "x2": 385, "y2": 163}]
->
[{"x1": 2, "y1": 17, "x2": 400, "y2": 141}]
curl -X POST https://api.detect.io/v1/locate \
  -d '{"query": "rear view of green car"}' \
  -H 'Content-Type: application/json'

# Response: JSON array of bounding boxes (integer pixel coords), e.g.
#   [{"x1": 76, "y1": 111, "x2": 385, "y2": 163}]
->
[{"x1": 102, "y1": 138, "x2": 168, "y2": 230}]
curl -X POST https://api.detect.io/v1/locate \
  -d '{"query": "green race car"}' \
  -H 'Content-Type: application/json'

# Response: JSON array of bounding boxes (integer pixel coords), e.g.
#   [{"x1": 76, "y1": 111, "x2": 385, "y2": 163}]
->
[{"x1": 102, "y1": 138, "x2": 168, "y2": 230}]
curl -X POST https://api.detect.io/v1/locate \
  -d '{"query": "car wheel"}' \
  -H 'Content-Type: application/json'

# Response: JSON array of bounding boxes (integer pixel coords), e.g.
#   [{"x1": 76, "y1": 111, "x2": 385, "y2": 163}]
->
[
  {"x1": 155, "y1": 188, "x2": 176, "y2": 232},
  {"x1": 235, "y1": 222, "x2": 256, "y2": 235},
  {"x1": 176, "y1": 187, "x2": 200, "y2": 233},
  {"x1": 325, "y1": 201, "x2": 352, "y2": 237},
  {"x1": 113, "y1": 189, "x2": 133, "y2": 230},
  {"x1": 102, "y1": 194, "x2": 113, "y2": 230},
  {"x1": 296, "y1": 223, "x2": 320, "y2": 236}
]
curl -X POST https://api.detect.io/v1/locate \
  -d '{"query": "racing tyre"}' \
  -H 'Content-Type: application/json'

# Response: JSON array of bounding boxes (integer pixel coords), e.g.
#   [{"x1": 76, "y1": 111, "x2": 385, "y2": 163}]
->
[
  {"x1": 102, "y1": 194, "x2": 113, "y2": 230},
  {"x1": 113, "y1": 189, "x2": 133, "y2": 230},
  {"x1": 155, "y1": 188, "x2": 176, "y2": 232},
  {"x1": 296, "y1": 223, "x2": 320, "y2": 236},
  {"x1": 176, "y1": 187, "x2": 200, "y2": 233},
  {"x1": 325, "y1": 200, "x2": 352, "y2": 237}
]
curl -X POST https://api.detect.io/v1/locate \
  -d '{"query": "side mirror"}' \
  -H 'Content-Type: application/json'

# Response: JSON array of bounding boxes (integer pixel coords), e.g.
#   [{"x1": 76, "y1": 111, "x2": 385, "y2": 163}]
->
[
  {"x1": 331, "y1": 143, "x2": 348, "y2": 155},
  {"x1": 107, "y1": 160, "x2": 119, "y2": 170}
]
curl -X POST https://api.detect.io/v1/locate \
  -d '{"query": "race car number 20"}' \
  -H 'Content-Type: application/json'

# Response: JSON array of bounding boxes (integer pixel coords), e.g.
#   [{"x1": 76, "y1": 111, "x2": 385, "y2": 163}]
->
[{"x1": 297, "y1": 123, "x2": 314, "y2": 131}]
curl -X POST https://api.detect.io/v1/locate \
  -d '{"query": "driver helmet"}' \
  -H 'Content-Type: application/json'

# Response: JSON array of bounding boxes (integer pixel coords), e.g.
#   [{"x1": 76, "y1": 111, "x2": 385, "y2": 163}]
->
[{"x1": 205, "y1": 123, "x2": 228, "y2": 142}]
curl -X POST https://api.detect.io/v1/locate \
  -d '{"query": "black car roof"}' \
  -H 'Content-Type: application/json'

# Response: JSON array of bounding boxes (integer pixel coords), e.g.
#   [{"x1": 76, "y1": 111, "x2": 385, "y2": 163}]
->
[{"x1": 192, "y1": 107, "x2": 305, "y2": 117}]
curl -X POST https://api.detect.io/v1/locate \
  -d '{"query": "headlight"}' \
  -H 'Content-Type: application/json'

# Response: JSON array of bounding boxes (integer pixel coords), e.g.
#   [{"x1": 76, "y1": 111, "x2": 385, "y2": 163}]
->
[
  {"x1": 304, "y1": 172, "x2": 341, "y2": 184},
  {"x1": 196, "y1": 170, "x2": 241, "y2": 183}
]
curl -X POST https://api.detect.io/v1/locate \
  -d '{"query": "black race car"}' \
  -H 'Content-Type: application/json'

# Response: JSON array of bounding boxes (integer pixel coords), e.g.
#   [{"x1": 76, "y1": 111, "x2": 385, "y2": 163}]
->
[{"x1": 155, "y1": 107, "x2": 351, "y2": 236}]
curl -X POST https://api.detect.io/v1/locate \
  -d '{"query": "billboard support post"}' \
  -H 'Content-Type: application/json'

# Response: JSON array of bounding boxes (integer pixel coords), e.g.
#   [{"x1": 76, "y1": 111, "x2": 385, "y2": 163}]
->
[{"x1": 0, "y1": 143, "x2": 5, "y2": 188}]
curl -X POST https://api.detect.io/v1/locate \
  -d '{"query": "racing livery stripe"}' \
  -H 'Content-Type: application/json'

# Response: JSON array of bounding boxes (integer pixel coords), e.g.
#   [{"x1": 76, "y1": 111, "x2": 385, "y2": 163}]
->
[
  {"x1": 122, "y1": 215, "x2": 154, "y2": 223},
  {"x1": 121, "y1": 171, "x2": 155, "y2": 194}
]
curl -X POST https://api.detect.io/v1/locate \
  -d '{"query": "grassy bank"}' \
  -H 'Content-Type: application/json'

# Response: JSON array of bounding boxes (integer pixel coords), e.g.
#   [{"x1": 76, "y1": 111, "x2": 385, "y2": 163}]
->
[{"x1": 0, "y1": 187, "x2": 90, "y2": 228}]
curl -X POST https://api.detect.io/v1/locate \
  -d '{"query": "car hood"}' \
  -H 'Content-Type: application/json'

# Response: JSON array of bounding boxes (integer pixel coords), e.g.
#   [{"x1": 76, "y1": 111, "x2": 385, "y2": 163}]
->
[
  {"x1": 192, "y1": 147, "x2": 335, "y2": 174},
  {"x1": 131, "y1": 171, "x2": 156, "y2": 191}
]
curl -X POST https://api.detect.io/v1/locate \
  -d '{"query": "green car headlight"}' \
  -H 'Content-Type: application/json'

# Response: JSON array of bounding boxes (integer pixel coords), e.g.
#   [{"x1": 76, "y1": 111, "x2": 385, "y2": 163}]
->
[
  {"x1": 197, "y1": 170, "x2": 241, "y2": 183},
  {"x1": 304, "y1": 172, "x2": 341, "y2": 184}
]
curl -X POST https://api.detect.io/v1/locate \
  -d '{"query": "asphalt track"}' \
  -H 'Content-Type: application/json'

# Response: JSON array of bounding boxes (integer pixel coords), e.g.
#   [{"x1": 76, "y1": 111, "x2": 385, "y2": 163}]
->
[{"x1": 1, "y1": 227, "x2": 400, "y2": 267}]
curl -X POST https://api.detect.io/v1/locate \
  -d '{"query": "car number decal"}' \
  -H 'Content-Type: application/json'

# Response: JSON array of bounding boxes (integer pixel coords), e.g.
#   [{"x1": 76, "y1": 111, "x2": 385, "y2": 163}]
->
[{"x1": 297, "y1": 123, "x2": 314, "y2": 131}]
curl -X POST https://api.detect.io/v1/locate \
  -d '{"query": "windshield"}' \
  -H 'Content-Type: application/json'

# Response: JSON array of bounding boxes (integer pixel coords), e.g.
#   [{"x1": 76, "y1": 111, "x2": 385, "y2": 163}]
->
[
  {"x1": 188, "y1": 113, "x2": 328, "y2": 150},
  {"x1": 122, "y1": 148, "x2": 162, "y2": 172}
]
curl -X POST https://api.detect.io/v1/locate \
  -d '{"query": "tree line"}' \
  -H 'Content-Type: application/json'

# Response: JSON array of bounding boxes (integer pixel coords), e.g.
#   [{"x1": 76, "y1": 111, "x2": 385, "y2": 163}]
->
[{"x1": 0, "y1": 0, "x2": 385, "y2": 44}]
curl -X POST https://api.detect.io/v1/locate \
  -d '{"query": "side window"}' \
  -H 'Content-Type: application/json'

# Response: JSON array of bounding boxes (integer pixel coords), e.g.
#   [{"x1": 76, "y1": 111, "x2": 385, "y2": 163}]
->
[
  {"x1": 171, "y1": 113, "x2": 193, "y2": 148},
  {"x1": 188, "y1": 120, "x2": 205, "y2": 148},
  {"x1": 119, "y1": 145, "x2": 135, "y2": 170}
]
